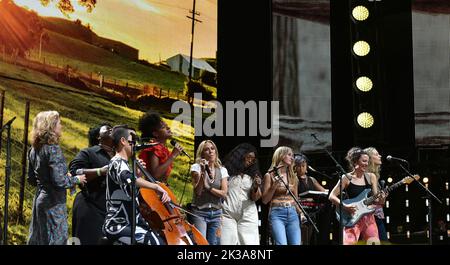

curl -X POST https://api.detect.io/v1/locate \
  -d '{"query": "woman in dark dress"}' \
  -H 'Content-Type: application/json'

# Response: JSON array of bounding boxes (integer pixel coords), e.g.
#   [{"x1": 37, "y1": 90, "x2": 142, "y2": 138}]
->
[{"x1": 27, "y1": 110, "x2": 86, "y2": 245}]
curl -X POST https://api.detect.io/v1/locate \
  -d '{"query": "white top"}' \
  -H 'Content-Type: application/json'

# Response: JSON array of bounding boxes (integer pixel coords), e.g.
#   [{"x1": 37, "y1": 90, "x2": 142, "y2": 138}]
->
[{"x1": 190, "y1": 163, "x2": 229, "y2": 180}]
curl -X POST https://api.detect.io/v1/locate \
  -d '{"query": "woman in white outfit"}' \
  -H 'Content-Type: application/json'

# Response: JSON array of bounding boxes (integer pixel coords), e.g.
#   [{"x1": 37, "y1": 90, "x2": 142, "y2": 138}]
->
[{"x1": 221, "y1": 143, "x2": 262, "y2": 245}]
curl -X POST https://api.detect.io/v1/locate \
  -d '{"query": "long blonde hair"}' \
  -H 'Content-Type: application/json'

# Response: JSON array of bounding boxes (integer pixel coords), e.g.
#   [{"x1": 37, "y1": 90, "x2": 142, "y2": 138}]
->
[
  {"x1": 31, "y1": 110, "x2": 60, "y2": 149},
  {"x1": 364, "y1": 147, "x2": 380, "y2": 179},
  {"x1": 195, "y1": 140, "x2": 222, "y2": 168},
  {"x1": 269, "y1": 146, "x2": 296, "y2": 184}
]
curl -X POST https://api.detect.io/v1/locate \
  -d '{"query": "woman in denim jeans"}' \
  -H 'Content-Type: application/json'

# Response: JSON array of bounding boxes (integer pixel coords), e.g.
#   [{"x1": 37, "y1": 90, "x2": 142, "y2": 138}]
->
[
  {"x1": 262, "y1": 146, "x2": 301, "y2": 245},
  {"x1": 189, "y1": 140, "x2": 229, "y2": 245}
]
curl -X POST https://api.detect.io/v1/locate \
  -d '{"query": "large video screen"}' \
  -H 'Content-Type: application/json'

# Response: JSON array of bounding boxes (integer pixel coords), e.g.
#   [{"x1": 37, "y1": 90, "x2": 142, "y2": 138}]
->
[
  {"x1": 273, "y1": 0, "x2": 332, "y2": 152},
  {"x1": 412, "y1": 2, "x2": 450, "y2": 146}
]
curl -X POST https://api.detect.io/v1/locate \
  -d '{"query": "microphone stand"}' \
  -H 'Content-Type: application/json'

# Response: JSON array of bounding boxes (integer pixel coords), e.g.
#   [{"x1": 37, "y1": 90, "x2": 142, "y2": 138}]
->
[
  {"x1": 130, "y1": 141, "x2": 138, "y2": 245},
  {"x1": 311, "y1": 134, "x2": 349, "y2": 245},
  {"x1": 272, "y1": 167, "x2": 319, "y2": 234},
  {"x1": 396, "y1": 162, "x2": 441, "y2": 245},
  {"x1": 1, "y1": 117, "x2": 15, "y2": 245}
]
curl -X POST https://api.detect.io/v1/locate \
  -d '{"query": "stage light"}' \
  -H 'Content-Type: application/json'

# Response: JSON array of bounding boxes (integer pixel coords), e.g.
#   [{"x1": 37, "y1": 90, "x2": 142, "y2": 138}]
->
[
  {"x1": 405, "y1": 199, "x2": 409, "y2": 208},
  {"x1": 386, "y1": 216, "x2": 389, "y2": 224},
  {"x1": 405, "y1": 185, "x2": 409, "y2": 192},
  {"x1": 407, "y1": 231, "x2": 410, "y2": 239},
  {"x1": 321, "y1": 181, "x2": 327, "y2": 186},
  {"x1": 423, "y1": 177, "x2": 429, "y2": 184},
  {"x1": 386, "y1": 201, "x2": 389, "y2": 208},
  {"x1": 446, "y1": 198, "x2": 449, "y2": 206},
  {"x1": 356, "y1": 76, "x2": 373, "y2": 92},
  {"x1": 406, "y1": 214, "x2": 410, "y2": 223},
  {"x1": 446, "y1": 182, "x2": 448, "y2": 190},
  {"x1": 353, "y1": 40, "x2": 370, "y2": 56},
  {"x1": 357, "y1": 112, "x2": 374, "y2": 128},
  {"x1": 387, "y1": 177, "x2": 393, "y2": 183},
  {"x1": 352, "y1": 6, "x2": 369, "y2": 21}
]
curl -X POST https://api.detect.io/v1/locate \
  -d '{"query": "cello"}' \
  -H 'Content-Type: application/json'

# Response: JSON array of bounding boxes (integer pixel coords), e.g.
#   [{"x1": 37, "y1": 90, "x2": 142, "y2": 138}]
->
[{"x1": 135, "y1": 161, "x2": 208, "y2": 245}]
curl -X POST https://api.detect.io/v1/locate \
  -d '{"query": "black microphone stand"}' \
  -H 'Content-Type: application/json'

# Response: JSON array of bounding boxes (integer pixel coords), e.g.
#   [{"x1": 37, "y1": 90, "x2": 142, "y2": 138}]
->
[
  {"x1": 311, "y1": 134, "x2": 348, "y2": 245},
  {"x1": 272, "y1": 167, "x2": 319, "y2": 234},
  {"x1": 130, "y1": 141, "x2": 138, "y2": 245},
  {"x1": 1, "y1": 117, "x2": 15, "y2": 245},
  {"x1": 396, "y1": 162, "x2": 441, "y2": 245}
]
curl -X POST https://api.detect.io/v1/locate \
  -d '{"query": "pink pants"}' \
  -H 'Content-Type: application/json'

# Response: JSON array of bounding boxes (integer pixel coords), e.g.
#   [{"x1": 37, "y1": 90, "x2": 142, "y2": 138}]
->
[{"x1": 344, "y1": 214, "x2": 379, "y2": 245}]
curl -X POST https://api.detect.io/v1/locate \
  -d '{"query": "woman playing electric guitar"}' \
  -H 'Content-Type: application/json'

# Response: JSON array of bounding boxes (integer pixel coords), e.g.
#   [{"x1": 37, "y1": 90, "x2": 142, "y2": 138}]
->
[{"x1": 328, "y1": 147, "x2": 386, "y2": 245}]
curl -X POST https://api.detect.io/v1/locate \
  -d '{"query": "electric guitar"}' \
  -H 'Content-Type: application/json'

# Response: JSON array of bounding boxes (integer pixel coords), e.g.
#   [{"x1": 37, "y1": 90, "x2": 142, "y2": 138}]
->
[{"x1": 336, "y1": 175, "x2": 420, "y2": 227}]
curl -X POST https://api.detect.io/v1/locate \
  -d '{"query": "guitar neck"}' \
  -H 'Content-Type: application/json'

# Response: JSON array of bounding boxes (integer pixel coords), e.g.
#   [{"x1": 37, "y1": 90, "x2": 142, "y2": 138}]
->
[
  {"x1": 365, "y1": 179, "x2": 406, "y2": 205},
  {"x1": 386, "y1": 180, "x2": 406, "y2": 193}
]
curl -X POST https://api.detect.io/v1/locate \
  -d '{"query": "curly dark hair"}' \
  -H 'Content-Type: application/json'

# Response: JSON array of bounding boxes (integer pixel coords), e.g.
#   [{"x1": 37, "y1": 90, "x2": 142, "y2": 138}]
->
[
  {"x1": 138, "y1": 111, "x2": 162, "y2": 140},
  {"x1": 223, "y1": 143, "x2": 261, "y2": 178},
  {"x1": 345, "y1": 147, "x2": 368, "y2": 170}
]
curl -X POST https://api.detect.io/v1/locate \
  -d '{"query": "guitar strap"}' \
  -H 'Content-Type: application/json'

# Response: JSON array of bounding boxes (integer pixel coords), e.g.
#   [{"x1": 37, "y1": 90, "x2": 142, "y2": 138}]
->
[{"x1": 363, "y1": 172, "x2": 372, "y2": 186}]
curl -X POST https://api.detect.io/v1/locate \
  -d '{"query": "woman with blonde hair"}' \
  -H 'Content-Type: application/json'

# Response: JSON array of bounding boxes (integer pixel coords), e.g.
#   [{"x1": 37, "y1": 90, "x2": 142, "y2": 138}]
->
[
  {"x1": 364, "y1": 147, "x2": 388, "y2": 242},
  {"x1": 262, "y1": 146, "x2": 301, "y2": 245},
  {"x1": 27, "y1": 111, "x2": 86, "y2": 245},
  {"x1": 189, "y1": 140, "x2": 228, "y2": 245}
]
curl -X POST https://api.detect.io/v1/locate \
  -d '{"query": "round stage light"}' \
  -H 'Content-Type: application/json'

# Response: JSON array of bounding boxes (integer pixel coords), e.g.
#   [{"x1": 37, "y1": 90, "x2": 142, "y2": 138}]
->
[
  {"x1": 387, "y1": 177, "x2": 393, "y2": 183},
  {"x1": 356, "y1": 76, "x2": 373, "y2": 92},
  {"x1": 357, "y1": 112, "x2": 374, "y2": 128},
  {"x1": 352, "y1": 6, "x2": 369, "y2": 21},
  {"x1": 423, "y1": 177, "x2": 429, "y2": 184},
  {"x1": 353, "y1": 41, "x2": 370, "y2": 56}
]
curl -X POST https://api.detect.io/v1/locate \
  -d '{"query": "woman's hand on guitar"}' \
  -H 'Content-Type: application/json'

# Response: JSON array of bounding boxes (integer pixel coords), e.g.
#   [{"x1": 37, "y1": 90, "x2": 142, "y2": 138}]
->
[
  {"x1": 343, "y1": 203, "x2": 357, "y2": 215},
  {"x1": 376, "y1": 191, "x2": 388, "y2": 205}
]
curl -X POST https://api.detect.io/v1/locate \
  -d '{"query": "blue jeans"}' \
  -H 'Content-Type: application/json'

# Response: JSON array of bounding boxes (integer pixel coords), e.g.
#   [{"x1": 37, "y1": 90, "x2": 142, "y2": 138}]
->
[
  {"x1": 188, "y1": 208, "x2": 222, "y2": 245},
  {"x1": 269, "y1": 206, "x2": 301, "y2": 245}
]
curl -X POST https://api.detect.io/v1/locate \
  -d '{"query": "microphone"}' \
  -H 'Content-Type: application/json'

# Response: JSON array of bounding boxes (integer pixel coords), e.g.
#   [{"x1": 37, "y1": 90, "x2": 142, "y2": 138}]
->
[
  {"x1": 268, "y1": 165, "x2": 284, "y2": 173},
  {"x1": 307, "y1": 165, "x2": 319, "y2": 173},
  {"x1": 204, "y1": 164, "x2": 212, "y2": 176},
  {"x1": 310, "y1": 133, "x2": 321, "y2": 144},
  {"x1": 386, "y1": 155, "x2": 408, "y2": 163},
  {"x1": 308, "y1": 166, "x2": 333, "y2": 179},
  {"x1": 170, "y1": 139, "x2": 191, "y2": 159},
  {"x1": 133, "y1": 142, "x2": 160, "y2": 151},
  {"x1": 380, "y1": 180, "x2": 386, "y2": 189}
]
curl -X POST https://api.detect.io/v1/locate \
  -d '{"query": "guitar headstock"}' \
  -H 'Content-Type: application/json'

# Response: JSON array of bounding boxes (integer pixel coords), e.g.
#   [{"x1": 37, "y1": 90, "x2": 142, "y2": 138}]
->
[{"x1": 402, "y1": 175, "x2": 420, "y2": 185}]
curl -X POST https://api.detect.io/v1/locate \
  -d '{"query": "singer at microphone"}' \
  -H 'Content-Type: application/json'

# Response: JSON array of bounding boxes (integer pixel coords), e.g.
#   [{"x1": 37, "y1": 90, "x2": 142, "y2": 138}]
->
[
  {"x1": 170, "y1": 139, "x2": 191, "y2": 160},
  {"x1": 138, "y1": 111, "x2": 184, "y2": 183}
]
